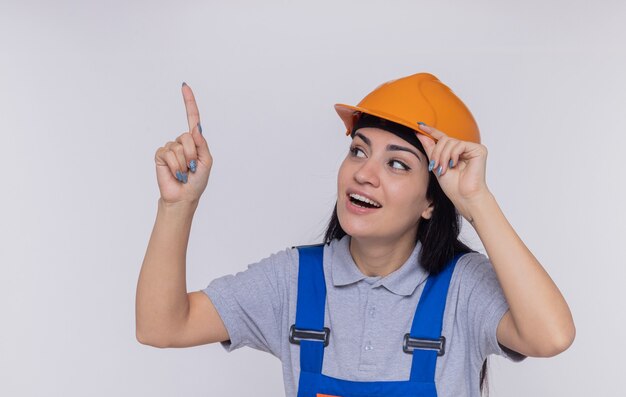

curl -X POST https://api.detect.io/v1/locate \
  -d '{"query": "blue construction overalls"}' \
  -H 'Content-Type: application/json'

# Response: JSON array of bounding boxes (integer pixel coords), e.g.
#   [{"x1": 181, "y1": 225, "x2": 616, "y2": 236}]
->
[{"x1": 289, "y1": 245, "x2": 462, "y2": 397}]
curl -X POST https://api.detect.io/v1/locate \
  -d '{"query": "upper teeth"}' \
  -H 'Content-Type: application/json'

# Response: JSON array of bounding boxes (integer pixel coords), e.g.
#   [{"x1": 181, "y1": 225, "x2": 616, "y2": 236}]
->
[{"x1": 350, "y1": 193, "x2": 381, "y2": 208}]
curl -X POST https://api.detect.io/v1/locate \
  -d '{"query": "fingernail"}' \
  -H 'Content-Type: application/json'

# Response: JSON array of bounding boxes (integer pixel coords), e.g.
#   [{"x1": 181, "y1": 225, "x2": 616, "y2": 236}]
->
[
  {"x1": 437, "y1": 165, "x2": 443, "y2": 176},
  {"x1": 182, "y1": 172, "x2": 188, "y2": 183},
  {"x1": 189, "y1": 160, "x2": 196, "y2": 173},
  {"x1": 197, "y1": 122, "x2": 203, "y2": 135},
  {"x1": 449, "y1": 159, "x2": 454, "y2": 168},
  {"x1": 176, "y1": 170, "x2": 183, "y2": 182},
  {"x1": 182, "y1": 82, "x2": 187, "y2": 87},
  {"x1": 428, "y1": 160, "x2": 435, "y2": 172},
  {"x1": 418, "y1": 121, "x2": 427, "y2": 127}
]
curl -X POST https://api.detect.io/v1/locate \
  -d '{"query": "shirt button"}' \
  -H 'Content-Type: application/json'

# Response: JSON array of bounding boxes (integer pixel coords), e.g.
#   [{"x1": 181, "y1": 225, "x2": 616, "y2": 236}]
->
[{"x1": 369, "y1": 307, "x2": 376, "y2": 318}]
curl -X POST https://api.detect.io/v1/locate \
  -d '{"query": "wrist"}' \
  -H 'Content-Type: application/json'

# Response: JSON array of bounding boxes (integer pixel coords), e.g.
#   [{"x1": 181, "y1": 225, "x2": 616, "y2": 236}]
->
[
  {"x1": 464, "y1": 190, "x2": 498, "y2": 226},
  {"x1": 158, "y1": 198, "x2": 199, "y2": 214}
]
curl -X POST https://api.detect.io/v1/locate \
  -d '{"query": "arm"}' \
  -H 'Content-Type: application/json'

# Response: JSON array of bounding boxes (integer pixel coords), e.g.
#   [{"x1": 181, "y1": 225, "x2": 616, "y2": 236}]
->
[
  {"x1": 135, "y1": 83, "x2": 228, "y2": 348},
  {"x1": 135, "y1": 199, "x2": 229, "y2": 348},
  {"x1": 467, "y1": 192, "x2": 575, "y2": 357},
  {"x1": 135, "y1": 198, "x2": 193, "y2": 346},
  {"x1": 416, "y1": 123, "x2": 575, "y2": 358}
]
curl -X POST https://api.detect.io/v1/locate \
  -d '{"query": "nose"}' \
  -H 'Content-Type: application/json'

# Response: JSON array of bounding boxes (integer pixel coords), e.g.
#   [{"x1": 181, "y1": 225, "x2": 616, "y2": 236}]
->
[{"x1": 354, "y1": 158, "x2": 380, "y2": 187}]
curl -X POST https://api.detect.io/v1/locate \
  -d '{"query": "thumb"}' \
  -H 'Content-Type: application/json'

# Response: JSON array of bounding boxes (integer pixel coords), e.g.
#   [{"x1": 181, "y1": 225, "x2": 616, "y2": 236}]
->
[{"x1": 191, "y1": 122, "x2": 212, "y2": 163}]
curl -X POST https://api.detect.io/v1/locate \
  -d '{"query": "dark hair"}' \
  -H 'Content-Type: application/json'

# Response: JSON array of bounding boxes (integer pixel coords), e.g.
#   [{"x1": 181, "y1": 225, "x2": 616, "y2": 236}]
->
[{"x1": 323, "y1": 113, "x2": 489, "y2": 394}]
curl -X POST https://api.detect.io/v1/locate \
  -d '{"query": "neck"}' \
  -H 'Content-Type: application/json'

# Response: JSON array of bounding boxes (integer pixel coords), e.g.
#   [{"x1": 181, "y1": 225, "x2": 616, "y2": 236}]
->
[{"x1": 349, "y1": 233, "x2": 417, "y2": 277}]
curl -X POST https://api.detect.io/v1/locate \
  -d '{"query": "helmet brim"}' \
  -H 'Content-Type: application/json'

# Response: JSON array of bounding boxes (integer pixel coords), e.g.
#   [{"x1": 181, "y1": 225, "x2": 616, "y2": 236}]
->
[{"x1": 334, "y1": 103, "x2": 436, "y2": 142}]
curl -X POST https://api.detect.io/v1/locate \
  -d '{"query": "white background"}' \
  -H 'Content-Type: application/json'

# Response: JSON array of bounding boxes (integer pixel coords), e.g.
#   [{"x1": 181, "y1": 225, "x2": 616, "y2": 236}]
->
[{"x1": 1, "y1": 0, "x2": 624, "y2": 395}]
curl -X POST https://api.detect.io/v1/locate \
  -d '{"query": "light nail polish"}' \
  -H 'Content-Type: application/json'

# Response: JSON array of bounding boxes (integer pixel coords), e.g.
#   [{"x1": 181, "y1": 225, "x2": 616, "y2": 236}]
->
[
  {"x1": 428, "y1": 160, "x2": 435, "y2": 172},
  {"x1": 189, "y1": 160, "x2": 196, "y2": 173},
  {"x1": 449, "y1": 159, "x2": 454, "y2": 168},
  {"x1": 437, "y1": 165, "x2": 443, "y2": 176}
]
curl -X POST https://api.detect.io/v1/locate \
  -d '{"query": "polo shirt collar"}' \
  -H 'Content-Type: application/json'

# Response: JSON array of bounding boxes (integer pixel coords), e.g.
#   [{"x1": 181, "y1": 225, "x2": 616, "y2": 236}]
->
[{"x1": 331, "y1": 236, "x2": 429, "y2": 296}]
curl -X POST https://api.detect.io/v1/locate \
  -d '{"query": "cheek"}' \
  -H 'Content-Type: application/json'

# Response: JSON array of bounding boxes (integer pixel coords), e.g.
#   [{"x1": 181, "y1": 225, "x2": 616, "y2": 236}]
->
[
  {"x1": 386, "y1": 178, "x2": 429, "y2": 212},
  {"x1": 337, "y1": 158, "x2": 352, "y2": 187}
]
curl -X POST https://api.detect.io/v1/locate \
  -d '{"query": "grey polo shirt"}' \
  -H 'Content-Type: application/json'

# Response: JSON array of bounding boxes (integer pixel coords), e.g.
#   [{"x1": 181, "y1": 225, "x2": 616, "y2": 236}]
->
[{"x1": 202, "y1": 236, "x2": 524, "y2": 397}]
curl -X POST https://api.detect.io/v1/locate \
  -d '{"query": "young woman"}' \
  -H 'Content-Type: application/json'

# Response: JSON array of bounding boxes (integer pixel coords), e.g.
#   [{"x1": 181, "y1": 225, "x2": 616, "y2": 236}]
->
[{"x1": 135, "y1": 73, "x2": 575, "y2": 397}]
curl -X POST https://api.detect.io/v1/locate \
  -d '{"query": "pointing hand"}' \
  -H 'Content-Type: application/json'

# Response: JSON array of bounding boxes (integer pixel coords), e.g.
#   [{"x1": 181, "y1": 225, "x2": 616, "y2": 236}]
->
[{"x1": 154, "y1": 83, "x2": 213, "y2": 205}]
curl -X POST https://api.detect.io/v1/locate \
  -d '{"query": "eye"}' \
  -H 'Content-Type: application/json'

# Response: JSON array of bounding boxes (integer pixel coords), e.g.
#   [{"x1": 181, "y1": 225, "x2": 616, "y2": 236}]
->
[
  {"x1": 349, "y1": 146, "x2": 366, "y2": 158},
  {"x1": 389, "y1": 159, "x2": 410, "y2": 171}
]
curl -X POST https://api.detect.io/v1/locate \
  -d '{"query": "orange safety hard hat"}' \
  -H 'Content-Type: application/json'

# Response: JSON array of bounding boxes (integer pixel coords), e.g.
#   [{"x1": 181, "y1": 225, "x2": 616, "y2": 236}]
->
[{"x1": 335, "y1": 72, "x2": 481, "y2": 144}]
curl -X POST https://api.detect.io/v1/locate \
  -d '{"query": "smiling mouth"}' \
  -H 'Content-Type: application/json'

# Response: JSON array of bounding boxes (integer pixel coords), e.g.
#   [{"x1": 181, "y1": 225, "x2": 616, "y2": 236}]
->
[{"x1": 348, "y1": 193, "x2": 382, "y2": 209}]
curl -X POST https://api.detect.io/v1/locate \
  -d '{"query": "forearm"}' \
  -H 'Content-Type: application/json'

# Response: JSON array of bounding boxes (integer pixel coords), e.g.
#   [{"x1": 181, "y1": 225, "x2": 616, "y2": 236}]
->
[
  {"x1": 467, "y1": 192, "x2": 575, "y2": 355},
  {"x1": 135, "y1": 198, "x2": 199, "y2": 346}
]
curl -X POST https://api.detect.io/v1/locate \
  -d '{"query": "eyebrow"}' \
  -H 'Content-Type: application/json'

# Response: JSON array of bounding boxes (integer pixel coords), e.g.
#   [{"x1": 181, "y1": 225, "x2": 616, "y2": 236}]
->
[
  {"x1": 354, "y1": 132, "x2": 422, "y2": 162},
  {"x1": 387, "y1": 144, "x2": 422, "y2": 162}
]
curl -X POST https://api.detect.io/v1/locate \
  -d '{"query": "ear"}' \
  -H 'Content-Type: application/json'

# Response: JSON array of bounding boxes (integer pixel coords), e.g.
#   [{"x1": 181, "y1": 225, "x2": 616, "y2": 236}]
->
[{"x1": 421, "y1": 202, "x2": 434, "y2": 220}]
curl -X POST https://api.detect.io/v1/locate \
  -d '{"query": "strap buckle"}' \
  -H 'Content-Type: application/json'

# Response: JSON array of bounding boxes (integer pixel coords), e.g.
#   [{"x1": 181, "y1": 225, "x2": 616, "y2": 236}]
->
[
  {"x1": 289, "y1": 324, "x2": 330, "y2": 347},
  {"x1": 403, "y1": 334, "x2": 446, "y2": 356}
]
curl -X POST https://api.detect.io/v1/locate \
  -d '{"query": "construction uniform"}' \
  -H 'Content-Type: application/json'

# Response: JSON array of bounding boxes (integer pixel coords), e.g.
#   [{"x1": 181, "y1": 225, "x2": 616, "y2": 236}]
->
[{"x1": 203, "y1": 236, "x2": 524, "y2": 396}]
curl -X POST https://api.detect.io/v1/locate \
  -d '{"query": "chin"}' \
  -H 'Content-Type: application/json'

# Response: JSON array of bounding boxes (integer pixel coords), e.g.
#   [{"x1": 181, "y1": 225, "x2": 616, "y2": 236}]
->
[
  {"x1": 337, "y1": 212, "x2": 381, "y2": 241},
  {"x1": 338, "y1": 210, "x2": 419, "y2": 245}
]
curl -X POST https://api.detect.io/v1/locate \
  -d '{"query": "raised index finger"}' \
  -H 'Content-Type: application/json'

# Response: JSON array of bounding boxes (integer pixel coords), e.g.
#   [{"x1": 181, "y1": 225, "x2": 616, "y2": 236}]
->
[{"x1": 181, "y1": 82, "x2": 200, "y2": 133}]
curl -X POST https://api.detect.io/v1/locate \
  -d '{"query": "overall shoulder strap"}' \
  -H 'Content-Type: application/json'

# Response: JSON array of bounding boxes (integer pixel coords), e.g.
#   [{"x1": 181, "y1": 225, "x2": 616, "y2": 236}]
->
[
  {"x1": 408, "y1": 253, "x2": 464, "y2": 382},
  {"x1": 293, "y1": 244, "x2": 327, "y2": 374}
]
